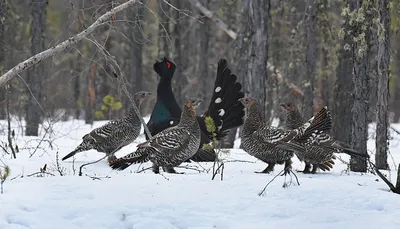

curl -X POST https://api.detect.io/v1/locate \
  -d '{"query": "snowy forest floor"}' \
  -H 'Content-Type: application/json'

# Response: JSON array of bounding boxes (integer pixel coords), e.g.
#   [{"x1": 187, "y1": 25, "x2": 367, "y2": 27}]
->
[{"x1": 1, "y1": 117, "x2": 400, "y2": 229}]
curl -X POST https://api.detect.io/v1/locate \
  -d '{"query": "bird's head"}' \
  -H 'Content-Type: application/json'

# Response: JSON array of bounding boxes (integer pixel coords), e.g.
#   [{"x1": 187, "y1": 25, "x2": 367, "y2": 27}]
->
[
  {"x1": 153, "y1": 57, "x2": 176, "y2": 79},
  {"x1": 279, "y1": 102, "x2": 297, "y2": 113},
  {"x1": 185, "y1": 98, "x2": 203, "y2": 110},
  {"x1": 133, "y1": 91, "x2": 152, "y2": 103},
  {"x1": 238, "y1": 97, "x2": 256, "y2": 108}
]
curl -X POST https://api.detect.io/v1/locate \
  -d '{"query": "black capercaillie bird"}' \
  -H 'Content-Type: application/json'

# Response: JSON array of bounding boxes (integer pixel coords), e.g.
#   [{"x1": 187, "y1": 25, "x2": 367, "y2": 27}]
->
[
  {"x1": 109, "y1": 99, "x2": 202, "y2": 174},
  {"x1": 279, "y1": 102, "x2": 336, "y2": 173},
  {"x1": 145, "y1": 57, "x2": 245, "y2": 162},
  {"x1": 238, "y1": 97, "x2": 333, "y2": 175},
  {"x1": 278, "y1": 102, "x2": 369, "y2": 174},
  {"x1": 62, "y1": 91, "x2": 152, "y2": 163}
]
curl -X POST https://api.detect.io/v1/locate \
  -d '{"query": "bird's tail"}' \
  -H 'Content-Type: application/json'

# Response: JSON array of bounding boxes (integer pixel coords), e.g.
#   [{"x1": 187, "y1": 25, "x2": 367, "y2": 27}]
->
[
  {"x1": 297, "y1": 106, "x2": 333, "y2": 142},
  {"x1": 202, "y1": 59, "x2": 245, "y2": 141},
  {"x1": 316, "y1": 160, "x2": 335, "y2": 171},
  {"x1": 109, "y1": 148, "x2": 150, "y2": 171},
  {"x1": 62, "y1": 141, "x2": 92, "y2": 161}
]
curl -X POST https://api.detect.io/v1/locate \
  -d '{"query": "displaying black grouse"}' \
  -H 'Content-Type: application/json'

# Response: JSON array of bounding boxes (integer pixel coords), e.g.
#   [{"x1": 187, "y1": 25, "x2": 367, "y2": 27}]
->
[
  {"x1": 109, "y1": 99, "x2": 202, "y2": 174},
  {"x1": 239, "y1": 97, "x2": 333, "y2": 175},
  {"x1": 145, "y1": 57, "x2": 245, "y2": 162},
  {"x1": 278, "y1": 102, "x2": 369, "y2": 174},
  {"x1": 62, "y1": 91, "x2": 152, "y2": 163}
]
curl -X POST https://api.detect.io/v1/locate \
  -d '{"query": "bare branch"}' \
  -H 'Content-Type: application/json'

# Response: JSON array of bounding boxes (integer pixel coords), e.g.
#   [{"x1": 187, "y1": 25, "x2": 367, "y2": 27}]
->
[
  {"x1": 187, "y1": 0, "x2": 236, "y2": 39},
  {"x1": 0, "y1": 0, "x2": 139, "y2": 87}
]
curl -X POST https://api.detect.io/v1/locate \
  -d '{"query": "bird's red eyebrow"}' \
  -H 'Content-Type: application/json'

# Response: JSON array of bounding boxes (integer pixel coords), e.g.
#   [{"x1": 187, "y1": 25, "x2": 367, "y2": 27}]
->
[{"x1": 166, "y1": 61, "x2": 171, "y2": 69}]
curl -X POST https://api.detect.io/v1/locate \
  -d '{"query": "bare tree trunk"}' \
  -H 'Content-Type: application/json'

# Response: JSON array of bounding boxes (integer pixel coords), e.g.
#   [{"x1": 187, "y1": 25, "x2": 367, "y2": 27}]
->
[
  {"x1": 332, "y1": 2, "x2": 355, "y2": 145},
  {"x1": 128, "y1": 3, "x2": 145, "y2": 113},
  {"x1": 375, "y1": 0, "x2": 390, "y2": 169},
  {"x1": 171, "y1": 0, "x2": 189, "y2": 107},
  {"x1": 278, "y1": 1, "x2": 305, "y2": 126},
  {"x1": 25, "y1": 0, "x2": 47, "y2": 136},
  {"x1": 302, "y1": 0, "x2": 317, "y2": 118},
  {"x1": 234, "y1": 0, "x2": 269, "y2": 118},
  {"x1": 157, "y1": 0, "x2": 171, "y2": 58},
  {"x1": 350, "y1": 0, "x2": 373, "y2": 172},
  {"x1": 73, "y1": 63, "x2": 81, "y2": 120},
  {"x1": 392, "y1": 31, "x2": 400, "y2": 122},
  {"x1": 197, "y1": 0, "x2": 210, "y2": 112},
  {"x1": 85, "y1": 63, "x2": 96, "y2": 125},
  {"x1": 0, "y1": 0, "x2": 6, "y2": 120}
]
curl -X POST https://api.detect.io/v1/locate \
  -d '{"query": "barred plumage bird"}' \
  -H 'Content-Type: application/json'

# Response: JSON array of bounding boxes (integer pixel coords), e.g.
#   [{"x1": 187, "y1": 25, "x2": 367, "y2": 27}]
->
[
  {"x1": 109, "y1": 98, "x2": 202, "y2": 174},
  {"x1": 278, "y1": 102, "x2": 368, "y2": 174},
  {"x1": 62, "y1": 91, "x2": 152, "y2": 163},
  {"x1": 279, "y1": 102, "x2": 336, "y2": 173},
  {"x1": 146, "y1": 57, "x2": 245, "y2": 162},
  {"x1": 239, "y1": 97, "x2": 332, "y2": 175}
]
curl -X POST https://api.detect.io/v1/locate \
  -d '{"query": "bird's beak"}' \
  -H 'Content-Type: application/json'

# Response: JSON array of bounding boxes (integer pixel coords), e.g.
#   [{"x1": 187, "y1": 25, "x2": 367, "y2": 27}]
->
[
  {"x1": 279, "y1": 103, "x2": 286, "y2": 108},
  {"x1": 192, "y1": 98, "x2": 203, "y2": 108}
]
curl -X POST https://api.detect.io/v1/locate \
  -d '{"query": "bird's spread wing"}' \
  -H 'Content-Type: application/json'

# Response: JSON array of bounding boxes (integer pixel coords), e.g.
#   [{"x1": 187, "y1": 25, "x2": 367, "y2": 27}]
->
[{"x1": 138, "y1": 127, "x2": 191, "y2": 152}]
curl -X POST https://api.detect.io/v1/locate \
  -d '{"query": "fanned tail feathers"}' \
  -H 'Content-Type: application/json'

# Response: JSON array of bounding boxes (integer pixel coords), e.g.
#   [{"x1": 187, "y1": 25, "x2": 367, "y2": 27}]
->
[
  {"x1": 276, "y1": 107, "x2": 332, "y2": 152},
  {"x1": 109, "y1": 148, "x2": 150, "y2": 171},
  {"x1": 317, "y1": 160, "x2": 335, "y2": 171},
  {"x1": 297, "y1": 106, "x2": 333, "y2": 143},
  {"x1": 204, "y1": 59, "x2": 245, "y2": 140}
]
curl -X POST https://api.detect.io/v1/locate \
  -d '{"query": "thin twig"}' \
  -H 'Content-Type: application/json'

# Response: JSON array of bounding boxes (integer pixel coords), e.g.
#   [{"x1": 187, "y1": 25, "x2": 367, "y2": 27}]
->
[
  {"x1": 27, "y1": 171, "x2": 55, "y2": 177},
  {"x1": 390, "y1": 126, "x2": 400, "y2": 135},
  {"x1": 85, "y1": 174, "x2": 111, "y2": 180},
  {"x1": 79, "y1": 154, "x2": 108, "y2": 176},
  {"x1": 258, "y1": 170, "x2": 285, "y2": 196},
  {"x1": 177, "y1": 165, "x2": 206, "y2": 173},
  {"x1": 137, "y1": 166, "x2": 152, "y2": 173},
  {"x1": 55, "y1": 151, "x2": 66, "y2": 176}
]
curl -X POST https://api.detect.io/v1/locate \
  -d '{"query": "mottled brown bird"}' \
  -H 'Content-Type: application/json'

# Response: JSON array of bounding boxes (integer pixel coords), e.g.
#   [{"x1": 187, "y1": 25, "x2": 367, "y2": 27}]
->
[
  {"x1": 279, "y1": 102, "x2": 368, "y2": 174},
  {"x1": 239, "y1": 97, "x2": 332, "y2": 175},
  {"x1": 109, "y1": 99, "x2": 202, "y2": 174}
]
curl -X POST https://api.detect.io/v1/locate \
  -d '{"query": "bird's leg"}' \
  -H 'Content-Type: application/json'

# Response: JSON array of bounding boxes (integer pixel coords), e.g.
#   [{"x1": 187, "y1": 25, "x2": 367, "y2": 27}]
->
[
  {"x1": 310, "y1": 165, "x2": 318, "y2": 174},
  {"x1": 301, "y1": 163, "x2": 312, "y2": 174},
  {"x1": 165, "y1": 166, "x2": 185, "y2": 174},
  {"x1": 152, "y1": 164, "x2": 160, "y2": 174},
  {"x1": 281, "y1": 159, "x2": 293, "y2": 176},
  {"x1": 255, "y1": 163, "x2": 275, "y2": 174},
  {"x1": 281, "y1": 159, "x2": 300, "y2": 187}
]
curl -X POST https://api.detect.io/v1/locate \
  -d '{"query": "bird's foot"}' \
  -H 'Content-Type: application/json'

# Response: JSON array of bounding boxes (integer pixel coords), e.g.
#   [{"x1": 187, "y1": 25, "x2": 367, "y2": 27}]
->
[
  {"x1": 164, "y1": 167, "x2": 185, "y2": 174},
  {"x1": 255, "y1": 164, "x2": 275, "y2": 174},
  {"x1": 280, "y1": 164, "x2": 292, "y2": 176},
  {"x1": 107, "y1": 155, "x2": 117, "y2": 164}
]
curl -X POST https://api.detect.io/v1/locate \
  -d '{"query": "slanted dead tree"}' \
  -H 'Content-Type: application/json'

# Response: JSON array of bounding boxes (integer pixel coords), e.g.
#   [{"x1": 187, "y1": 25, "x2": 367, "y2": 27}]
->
[{"x1": 374, "y1": 163, "x2": 400, "y2": 195}]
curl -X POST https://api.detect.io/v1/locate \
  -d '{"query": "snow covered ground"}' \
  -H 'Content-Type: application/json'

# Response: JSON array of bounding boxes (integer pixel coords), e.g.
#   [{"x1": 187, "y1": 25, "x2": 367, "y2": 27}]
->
[{"x1": 1, "y1": 117, "x2": 400, "y2": 229}]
